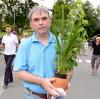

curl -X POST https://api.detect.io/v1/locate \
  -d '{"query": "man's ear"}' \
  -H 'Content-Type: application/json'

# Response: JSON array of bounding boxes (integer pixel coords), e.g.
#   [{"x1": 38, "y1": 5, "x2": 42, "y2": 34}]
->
[
  {"x1": 30, "y1": 21, "x2": 35, "y2": 31},
  {"x1": 30, "y1": 21, "x2": 34, "y2": 30},
  {"x1": 49, "y1": 17, "x2": 52, "y2": 26},
  {"x1": 30, "y1": 21, "x2": 32, "y2": 29}
]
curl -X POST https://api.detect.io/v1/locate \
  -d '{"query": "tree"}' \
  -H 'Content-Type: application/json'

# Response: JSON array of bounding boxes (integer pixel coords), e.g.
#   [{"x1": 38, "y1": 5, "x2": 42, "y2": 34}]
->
[
  {"x1": 51, "y1": 0, "x2": 73, "y2": 34},
  {"x1": 82, "y1": 1, "x2": 97, "y2": 38},
  {"x1": 95, "y1": 4, "x2": 100, "y2": 36},
  {"x1": 1, "y1": 0, "x2": 37, "y2": 33},
  {"x1": 0, "y1": 2, "x2": 4, "y2": 32}
]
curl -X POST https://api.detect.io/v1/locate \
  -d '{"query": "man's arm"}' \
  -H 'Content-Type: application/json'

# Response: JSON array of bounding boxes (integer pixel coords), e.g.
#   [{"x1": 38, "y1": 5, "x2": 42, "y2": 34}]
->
[
  {"x1": 0, "y1": 43, "x2": 4, "y2": 49},
  {"x1": 15, "y1": 71, "x2": 59, "y2": 96},
  {"x1": 15, "y1": 71, "x2": 42, "y2": 85},
  {"x1": 0, "y1": 36, "x2": 5, "y2": 50},
  {"x1": 14, "y1": 35, "x2": 19, "y2": 48},
  {"x1": 16, "y1": 43, "x2": 19, "y2": 48}
]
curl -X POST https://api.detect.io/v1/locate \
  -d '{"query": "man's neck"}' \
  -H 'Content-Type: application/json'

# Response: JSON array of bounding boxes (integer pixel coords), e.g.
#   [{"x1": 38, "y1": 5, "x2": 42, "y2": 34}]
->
[
  {"x1": 6, "y1": 32, "x2": 11, "y2": 36},
  {"x1": 36, "y1": 32, "x2": 49, "y2": 45}
]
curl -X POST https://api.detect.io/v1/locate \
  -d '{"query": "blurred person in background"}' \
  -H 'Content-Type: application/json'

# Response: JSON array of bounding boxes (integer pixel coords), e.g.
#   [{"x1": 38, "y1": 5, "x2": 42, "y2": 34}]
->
[
  {"x1": 20, "y1": 32, "x2": 29, "y2": 43},
  {"x1": 91, "y1": 35, "x2": 100, "y2": 76},
  {"x1": 0, "y1": 25, "x2": 19, "y2": 88}
]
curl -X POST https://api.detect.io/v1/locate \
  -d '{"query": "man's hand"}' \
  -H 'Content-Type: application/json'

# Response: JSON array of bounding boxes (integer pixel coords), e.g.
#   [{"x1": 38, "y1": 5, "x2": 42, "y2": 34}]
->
[
  {"x1": 66, "y1": 70, "x2": 73, "y2": 82},
  {"x1": 0, "y1": 44, "x2": 4, "y2": 49},
  {"x1": 40, "y1": 77, "x2": 59, "y2": 96}
]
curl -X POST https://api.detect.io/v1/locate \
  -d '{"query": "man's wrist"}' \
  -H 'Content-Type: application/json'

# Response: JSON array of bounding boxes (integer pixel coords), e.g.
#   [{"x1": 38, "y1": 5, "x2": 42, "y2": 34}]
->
[{"x1": 38, "y1": 77, "x2": 44, "y2": 86}]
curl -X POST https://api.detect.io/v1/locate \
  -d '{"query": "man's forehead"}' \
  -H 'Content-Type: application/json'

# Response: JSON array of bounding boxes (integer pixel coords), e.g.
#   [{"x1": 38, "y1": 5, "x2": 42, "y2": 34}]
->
[
  {"x1": 96, "y1": 37, "x2": 100, "y2": 40},
  {"x1": 32, "y1": 11, "x2": 49, "y2": 18},
  {"x1": 6, "y1": 27, "x2": 11, "y2": 29}
]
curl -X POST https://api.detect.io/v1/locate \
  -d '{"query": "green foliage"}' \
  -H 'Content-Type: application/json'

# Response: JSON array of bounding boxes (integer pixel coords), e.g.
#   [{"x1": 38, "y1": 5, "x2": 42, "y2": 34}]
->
[
  {"x1": 96, "y1": 5, "x2": 100, "y2": 32},
  {"x1": 51, "y1": 0, "x2": 73, "y2": 34},
  {"x1": 52, "y1": 0, "x2": 99, "y2": 39},
  {"x1": 1, "y1": 0, "x2": 38, "y2": 29},
  {"x1": 82, "y1": 1, "x2": 97, "y2": 38},
  {"x1": 0, "y1": 32, "x2": 5, "y2": 38},
  {"x1": 55, "y1": 0, "x2": 87, "y2": 75},
  {"x1": 23, "y1": 29, "x2": 33, "y2": 36}
]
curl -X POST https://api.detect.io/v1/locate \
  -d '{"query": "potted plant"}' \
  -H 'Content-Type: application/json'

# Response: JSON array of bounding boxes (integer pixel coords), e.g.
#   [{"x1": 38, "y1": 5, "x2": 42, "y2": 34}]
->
[{"x1": 52, "y1": 0, "x2": 88, "y2": 90}]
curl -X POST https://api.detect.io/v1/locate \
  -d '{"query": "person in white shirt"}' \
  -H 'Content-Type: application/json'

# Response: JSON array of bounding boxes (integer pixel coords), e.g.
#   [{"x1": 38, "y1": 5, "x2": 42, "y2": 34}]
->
[{"x1": 0, "y1": 25, "x2": 19, "y2": 88}]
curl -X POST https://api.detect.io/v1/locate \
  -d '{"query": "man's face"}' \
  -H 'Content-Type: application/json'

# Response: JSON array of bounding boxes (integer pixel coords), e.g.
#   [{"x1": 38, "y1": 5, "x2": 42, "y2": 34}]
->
[
  {"x1": 30, "y1": 11, "x2": 51, "y2": 35},
  {"x1": 96, "y1": 37, "x2": 100, "y2": 45},
  {"x1": 6, "y1": 27, "x2": 12, "y2": 34}
]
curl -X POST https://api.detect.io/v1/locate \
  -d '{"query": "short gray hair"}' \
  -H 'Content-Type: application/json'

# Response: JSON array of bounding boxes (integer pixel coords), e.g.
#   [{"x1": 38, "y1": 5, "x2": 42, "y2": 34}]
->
[{"x1": 28, "y1": 6, "x2": 50, "y2": 21}]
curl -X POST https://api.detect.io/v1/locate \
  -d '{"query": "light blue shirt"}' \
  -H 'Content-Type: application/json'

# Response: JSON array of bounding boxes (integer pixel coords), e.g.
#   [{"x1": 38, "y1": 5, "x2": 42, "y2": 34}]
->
[{"x1": 13, "y1": 32, "x2": 56, "y2": 94}]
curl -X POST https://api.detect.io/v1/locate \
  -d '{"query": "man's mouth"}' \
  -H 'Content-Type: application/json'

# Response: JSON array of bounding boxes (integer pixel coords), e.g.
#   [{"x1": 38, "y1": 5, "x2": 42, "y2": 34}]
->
[{"x1": 38, "y1": 27, "x2": 46, "y2": 29}]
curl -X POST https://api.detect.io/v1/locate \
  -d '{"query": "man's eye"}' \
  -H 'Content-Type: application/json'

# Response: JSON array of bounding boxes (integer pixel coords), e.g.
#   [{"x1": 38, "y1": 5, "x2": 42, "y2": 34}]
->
[
  {"x1": 32, "y1": 17, "x2": 48, "y2": 22},
  {"x1": 42, "y1": 17, "x2": 48, "y2": 20},
  {"x1": 33, "y1": 18, "x2": 39, "y2": 22}
]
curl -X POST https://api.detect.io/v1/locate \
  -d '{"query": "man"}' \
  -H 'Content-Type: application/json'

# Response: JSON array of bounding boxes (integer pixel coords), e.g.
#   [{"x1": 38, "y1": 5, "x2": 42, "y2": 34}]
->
[
  {"x1": 0, "y1": 25, "x2": 19, "y2": 88},
  {"x1": 91, "y1": 36, "x2": 100, "y2": 76},
  {"x1": 13, "y1": 6, "x2": 72, "y2": 99}
]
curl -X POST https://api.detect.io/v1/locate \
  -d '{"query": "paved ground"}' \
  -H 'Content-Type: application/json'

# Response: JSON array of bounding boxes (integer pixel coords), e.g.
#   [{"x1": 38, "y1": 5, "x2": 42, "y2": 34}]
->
[
  {"x1": 0, "y1": 48, "x2": 100, "y2": 99},
  {"x1": 66, "y1": 51, "x2": 100, "y2": 99},
  {"x1": 0, "y1": 51, "x2": 23, "y2": 99}
]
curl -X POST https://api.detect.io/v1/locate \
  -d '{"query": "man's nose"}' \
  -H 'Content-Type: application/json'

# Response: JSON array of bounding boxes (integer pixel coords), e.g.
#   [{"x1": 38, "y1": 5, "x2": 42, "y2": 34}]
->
[{"x1": 39, "y1": 19, "x2": 43, "y2": 25}]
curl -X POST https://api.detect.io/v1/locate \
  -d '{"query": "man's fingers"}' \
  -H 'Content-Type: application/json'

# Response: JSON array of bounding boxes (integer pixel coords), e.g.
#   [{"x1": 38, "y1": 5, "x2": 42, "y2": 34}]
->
[
  {"x1": 47, "y1": 83, "x2": 59, "y2": 96},
  {"x1": 49, "y1": 77, "x2": 56, "y2": 82},
  {"x1": 68, "y1": 82, "x2": 71, "y2": 88},
  {"x1": 50, "y1": 89, "x2": 59, "y2": 96}
]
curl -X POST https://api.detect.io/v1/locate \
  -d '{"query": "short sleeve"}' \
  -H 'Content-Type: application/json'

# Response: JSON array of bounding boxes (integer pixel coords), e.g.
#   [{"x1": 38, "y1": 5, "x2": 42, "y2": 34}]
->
[
  {"x1": 13, "y1": 42, "x2": 29, "y2": 71},
  {"x1": 14, "y1": 35, "x2": 19, "y2": 44},
  {"x1": 2, "y1": 36, "x2": 5, "y2": 44}
]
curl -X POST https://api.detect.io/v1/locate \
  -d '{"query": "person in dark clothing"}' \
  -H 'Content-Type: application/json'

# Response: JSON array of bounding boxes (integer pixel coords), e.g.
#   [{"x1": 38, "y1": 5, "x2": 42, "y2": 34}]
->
[{"x1": 91, "y1": 36, "x2": 100, "y2": 76}]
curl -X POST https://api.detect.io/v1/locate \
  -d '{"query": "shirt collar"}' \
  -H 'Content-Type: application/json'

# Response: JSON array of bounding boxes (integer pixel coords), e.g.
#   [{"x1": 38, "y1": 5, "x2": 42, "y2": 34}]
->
[{"x1": 31, "y1": 31, "x2": 55, "y2": 43}]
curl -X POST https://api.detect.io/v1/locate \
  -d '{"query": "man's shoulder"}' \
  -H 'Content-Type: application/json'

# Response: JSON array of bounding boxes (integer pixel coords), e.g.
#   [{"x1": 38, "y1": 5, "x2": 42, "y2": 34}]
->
[
  {"x1": 19, "y1": 36, "x2": 33, "y2": 53},
  {"x1": 2, "y1": 34, "x2": 7, "y2": 41},
  {"x1": 20, "y1": 36, "x2": 32, "y2": 46},
  {"x1": 11, "y1": 33, "x2": 17, "y2": 38},
  {"x1": 25, "y1": 36, "x2": 32, "y2": 42},
  {"x1": 2, "y1": 34, "x2": 6, "y2": 38}
]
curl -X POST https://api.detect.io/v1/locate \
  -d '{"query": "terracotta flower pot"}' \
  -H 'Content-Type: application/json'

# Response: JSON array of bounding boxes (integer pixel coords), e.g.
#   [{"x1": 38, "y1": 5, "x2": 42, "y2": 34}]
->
[{"x1": 52, "y1": 77, "x2": 69, "y2": 90}]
